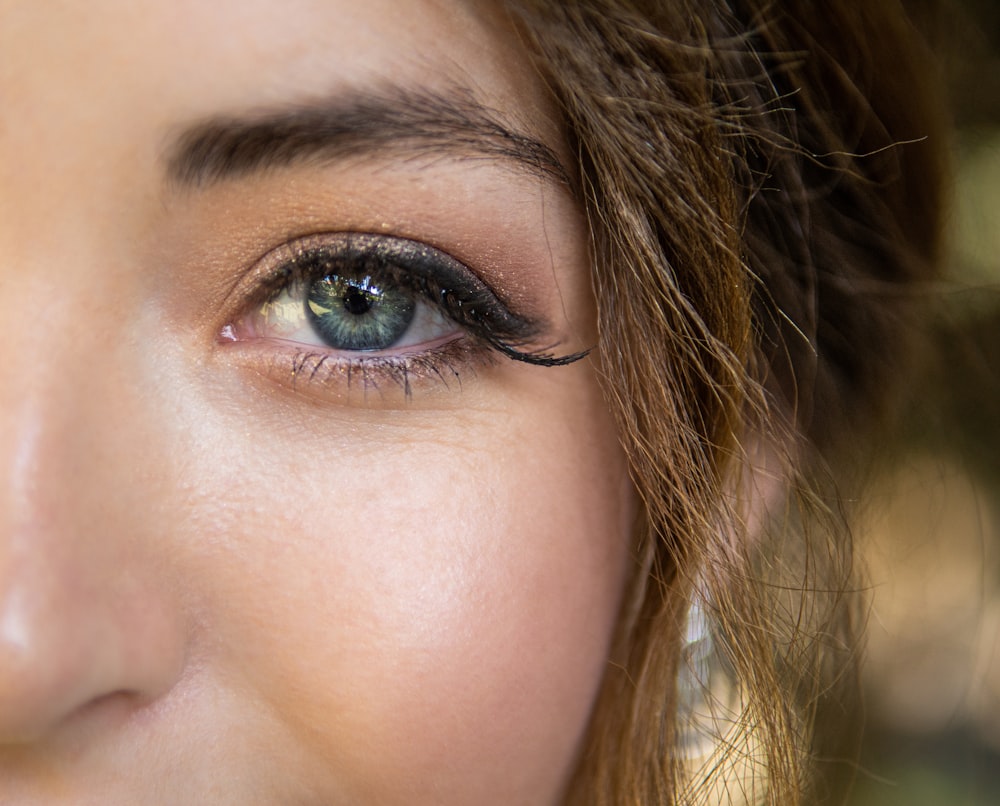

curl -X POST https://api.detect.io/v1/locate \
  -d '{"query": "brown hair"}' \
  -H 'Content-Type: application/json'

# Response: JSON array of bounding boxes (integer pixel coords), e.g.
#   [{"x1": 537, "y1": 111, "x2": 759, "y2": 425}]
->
[{"x1": 506, "y1": 2, "x2": 948, "y2": 803}]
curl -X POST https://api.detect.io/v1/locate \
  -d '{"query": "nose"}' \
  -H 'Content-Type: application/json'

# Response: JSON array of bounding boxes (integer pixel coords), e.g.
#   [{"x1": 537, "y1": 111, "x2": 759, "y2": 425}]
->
[{"x1": 0, "y1": 295, "x2": 188, "y2": 744}]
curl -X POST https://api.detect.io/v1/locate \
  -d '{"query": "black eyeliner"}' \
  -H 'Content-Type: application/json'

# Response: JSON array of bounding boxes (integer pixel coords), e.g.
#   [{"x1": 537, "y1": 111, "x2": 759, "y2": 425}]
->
[{"x1": 280, "y1": 233, "x2": 587, "y2": 367}]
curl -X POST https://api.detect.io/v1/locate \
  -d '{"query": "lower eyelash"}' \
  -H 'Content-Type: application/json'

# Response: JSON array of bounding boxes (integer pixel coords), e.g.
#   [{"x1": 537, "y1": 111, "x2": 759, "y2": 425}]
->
[{"x1": 285, "y1": 338, "x2": 497, "y2": 400}]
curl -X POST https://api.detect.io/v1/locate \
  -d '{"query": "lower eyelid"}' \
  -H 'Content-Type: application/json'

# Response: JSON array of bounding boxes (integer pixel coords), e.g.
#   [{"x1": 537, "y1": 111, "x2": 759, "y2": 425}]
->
[
  {"x1": 216, "y1": 334, "x2": 499, "y2": 405},
  {"x1": 269, "y1": 329, "x2": 465, "y2": 359}
]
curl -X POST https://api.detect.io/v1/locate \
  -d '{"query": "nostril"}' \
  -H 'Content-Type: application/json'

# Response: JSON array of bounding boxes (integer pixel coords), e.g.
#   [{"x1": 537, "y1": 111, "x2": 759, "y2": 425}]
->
[
  {"x1": 62, "y1": 690, "x2": 146, "y2": 736},
  {"x1": 0, "y1": 623, "x2": 184, "y2": 745},
  {"x1": 0, "y1": 627, "x2": 112, "y2": 744},
  {"x1": 3, "y1": 690, "x2": 149, "y2": 751},
  {"x1": 0, "y1": 566, "x2": 189, "y2": 746},
  {"x1": 0, "y1": 394, "x2": 190, "y2": 751}
]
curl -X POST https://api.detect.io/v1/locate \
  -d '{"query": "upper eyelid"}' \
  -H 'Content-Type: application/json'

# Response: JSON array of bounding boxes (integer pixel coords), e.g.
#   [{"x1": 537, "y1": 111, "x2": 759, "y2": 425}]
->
[
  {"x1": 230, "y1": 230, "x2": 544, "y2": 355},
  {"x1": 228, "y1": 231, "x2": 589, "y2": 368},
  {"x1": 252, "y1": 231, "x2": 538, "y2": 337}
]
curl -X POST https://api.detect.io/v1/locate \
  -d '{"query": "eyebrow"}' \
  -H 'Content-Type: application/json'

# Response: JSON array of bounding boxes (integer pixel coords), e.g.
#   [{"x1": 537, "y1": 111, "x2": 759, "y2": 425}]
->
[{"x1": 165, "y1": 86, "x2": 570, "y2": 189}]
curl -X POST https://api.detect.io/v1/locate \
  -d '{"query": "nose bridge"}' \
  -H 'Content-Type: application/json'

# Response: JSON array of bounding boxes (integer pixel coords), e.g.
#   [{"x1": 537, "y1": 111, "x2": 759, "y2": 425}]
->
[
  {"x1": 0, "y1": 250, "x2": 187, "y2": 743},
  {"x1": 2, "y1": 261, "x2": 94, "y2": 508},
  {"x1": 0, "y1": 250, "x2": 124, "y2": 537}
]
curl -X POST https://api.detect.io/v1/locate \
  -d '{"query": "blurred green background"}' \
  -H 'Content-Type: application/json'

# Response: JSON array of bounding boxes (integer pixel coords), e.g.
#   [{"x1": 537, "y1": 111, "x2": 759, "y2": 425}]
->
[{"x1": 845, "y1": 1, "x2": 1000, "y2": 804}]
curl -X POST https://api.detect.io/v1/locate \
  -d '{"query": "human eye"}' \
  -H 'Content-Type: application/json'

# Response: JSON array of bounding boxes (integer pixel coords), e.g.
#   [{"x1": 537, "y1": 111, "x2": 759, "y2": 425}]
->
[{"x1": 220, "y1": 232, "x2": 585, "y2": 398}]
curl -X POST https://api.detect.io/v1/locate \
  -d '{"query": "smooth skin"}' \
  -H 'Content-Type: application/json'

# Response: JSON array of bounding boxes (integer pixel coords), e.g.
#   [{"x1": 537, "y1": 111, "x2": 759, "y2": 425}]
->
[{"x1": 0, "y1": 1, "x2": 635, "y2": 804}]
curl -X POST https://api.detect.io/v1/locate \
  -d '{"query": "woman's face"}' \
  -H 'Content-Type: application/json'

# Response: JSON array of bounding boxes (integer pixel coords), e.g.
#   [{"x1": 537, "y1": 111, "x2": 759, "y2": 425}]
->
[{"x1": 0, "y1": 1, "x2": 635, "y2": 803}]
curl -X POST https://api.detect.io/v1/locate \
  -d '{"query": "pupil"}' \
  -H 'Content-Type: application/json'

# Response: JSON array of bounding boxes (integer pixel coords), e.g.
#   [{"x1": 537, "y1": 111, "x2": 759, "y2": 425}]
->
[{"x1": 343, "y1": 288, "x2": 373, "y2": 316}]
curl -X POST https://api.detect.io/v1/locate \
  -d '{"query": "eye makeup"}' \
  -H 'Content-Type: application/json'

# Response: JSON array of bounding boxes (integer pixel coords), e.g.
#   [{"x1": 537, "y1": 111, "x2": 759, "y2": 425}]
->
[{"x1": 220, "y1": 232, "x2": 588, "y2": 399}]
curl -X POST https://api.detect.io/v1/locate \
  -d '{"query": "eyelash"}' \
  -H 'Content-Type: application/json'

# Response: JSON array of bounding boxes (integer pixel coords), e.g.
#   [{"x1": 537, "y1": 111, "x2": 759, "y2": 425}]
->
[{"x1": 221, "y1": 232, "x2": 585, "y2": 397}]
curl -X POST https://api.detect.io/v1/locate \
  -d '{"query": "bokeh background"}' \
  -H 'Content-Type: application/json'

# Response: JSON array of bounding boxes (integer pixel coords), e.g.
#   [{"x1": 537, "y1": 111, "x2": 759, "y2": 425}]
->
[{"x1": 845, "y1": 1, "x2": 1000, "y2": 804}]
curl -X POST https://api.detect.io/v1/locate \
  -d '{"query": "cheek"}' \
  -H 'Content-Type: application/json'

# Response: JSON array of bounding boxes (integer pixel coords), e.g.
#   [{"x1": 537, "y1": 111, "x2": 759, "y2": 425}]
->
[{"x1": 179, "y1": 375, "x2": 634, "y2": 803}]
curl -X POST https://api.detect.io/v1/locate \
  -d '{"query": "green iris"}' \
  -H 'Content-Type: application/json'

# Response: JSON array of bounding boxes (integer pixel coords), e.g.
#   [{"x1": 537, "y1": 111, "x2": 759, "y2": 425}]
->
[{"x1": 305, "y1": 272, "x2": 416, "y2": 351}]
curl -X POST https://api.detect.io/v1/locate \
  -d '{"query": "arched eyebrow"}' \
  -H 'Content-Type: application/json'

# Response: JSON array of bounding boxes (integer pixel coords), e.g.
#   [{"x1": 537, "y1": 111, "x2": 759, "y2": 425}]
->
[{"x1": 165, "y1": 87, "x2": 570, "y2": 189}]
